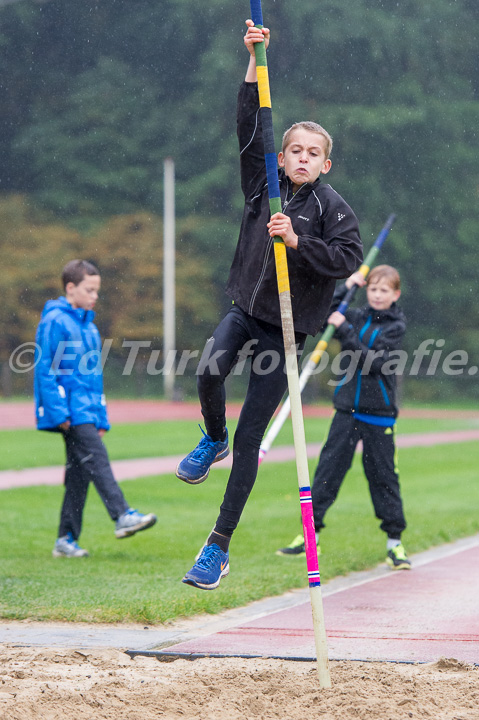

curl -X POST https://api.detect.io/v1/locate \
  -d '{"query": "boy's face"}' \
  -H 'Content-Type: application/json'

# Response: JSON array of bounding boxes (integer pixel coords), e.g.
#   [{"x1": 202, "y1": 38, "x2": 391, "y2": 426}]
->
[
  {"x1": 367, "y1": 278, "x2": 401, "y2": 311},
  {"x1": 278, "y1": 128, "x2": 331, "y2": 190},
  {"x1": 66, "y1": 275, "x2": 101, "y2": 311}
]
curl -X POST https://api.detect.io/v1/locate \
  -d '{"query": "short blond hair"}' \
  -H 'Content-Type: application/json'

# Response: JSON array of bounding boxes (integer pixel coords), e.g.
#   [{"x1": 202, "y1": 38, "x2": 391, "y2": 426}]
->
[
  {"x1": 282, "y1": 121, "x2": 333, "y2": 159},
  {"x1": 367, "y1": 265, "x2": 401, "y2": 291}
]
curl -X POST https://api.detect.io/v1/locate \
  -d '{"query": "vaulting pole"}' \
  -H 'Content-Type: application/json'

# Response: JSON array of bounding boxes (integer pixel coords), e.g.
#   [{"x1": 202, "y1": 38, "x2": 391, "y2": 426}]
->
[
  {"x1": 249, "y1": 0, "x2": 331, "y2": 687},
  {"x1": 258, "y1": 214, "x2": 396, "y2": 464}
]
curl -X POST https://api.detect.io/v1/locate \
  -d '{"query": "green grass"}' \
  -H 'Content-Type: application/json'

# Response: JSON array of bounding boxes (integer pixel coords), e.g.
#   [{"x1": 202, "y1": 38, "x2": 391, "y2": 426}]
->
[
  {"x1": 0, "y1": 440, "x2": 478, "y2": 624},
  {"x1": 1, "y1": 420, "x2": 206, "y2": 471},
  {"x1": 2, "y1": 412, "x2": 478, "y2": 471}
]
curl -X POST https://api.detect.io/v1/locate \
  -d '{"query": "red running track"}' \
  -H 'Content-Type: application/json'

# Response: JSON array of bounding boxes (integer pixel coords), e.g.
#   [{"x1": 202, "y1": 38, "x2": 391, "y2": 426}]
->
[{"x1": 2, "y1": 399, "x2": 479, "y2": 430}]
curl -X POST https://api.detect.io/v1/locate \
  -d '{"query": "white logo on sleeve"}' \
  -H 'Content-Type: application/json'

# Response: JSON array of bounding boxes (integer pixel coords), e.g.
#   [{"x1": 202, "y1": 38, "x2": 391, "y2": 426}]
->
[{"x1": 337, "y1": 212, "x2": 346, "y2": 222}]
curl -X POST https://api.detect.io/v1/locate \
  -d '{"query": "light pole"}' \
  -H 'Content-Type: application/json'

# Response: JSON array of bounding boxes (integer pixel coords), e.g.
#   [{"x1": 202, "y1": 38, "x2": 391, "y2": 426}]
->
[{"x1": 163, "y1": 157, "x2": 176, "y2": 401}]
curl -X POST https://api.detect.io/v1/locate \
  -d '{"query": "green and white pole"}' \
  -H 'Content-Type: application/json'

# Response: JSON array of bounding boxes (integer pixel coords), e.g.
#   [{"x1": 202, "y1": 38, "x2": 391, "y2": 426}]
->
[
  {"x1": 258, "y1": 214, "x2": 396, "y2": 464},
  {"x1": 250, "y1": 0, "x2": 330, "y2": 687}
]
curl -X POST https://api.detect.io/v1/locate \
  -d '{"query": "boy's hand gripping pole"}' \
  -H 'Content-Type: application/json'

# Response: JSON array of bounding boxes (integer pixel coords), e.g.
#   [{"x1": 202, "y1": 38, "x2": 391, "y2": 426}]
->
[
  {"x1": 250, "y1": 0, "x2": 331, "y2": 688},
  {"x1": 258, "y1": 213, "x2": 396, "y2": 464}
]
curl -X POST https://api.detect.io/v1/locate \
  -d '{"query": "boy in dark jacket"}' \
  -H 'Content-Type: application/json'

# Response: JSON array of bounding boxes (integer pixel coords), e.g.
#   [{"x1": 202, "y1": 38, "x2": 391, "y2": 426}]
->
[
  {"x1": 176, "y1": 20, "x2": 363, "y2": 590},
  {"x1": 278, "y1": 265, "x2": 410, "y2": 569},
  {"x1": 34, "y1": 259, "x2": 156, "y2": 558}
]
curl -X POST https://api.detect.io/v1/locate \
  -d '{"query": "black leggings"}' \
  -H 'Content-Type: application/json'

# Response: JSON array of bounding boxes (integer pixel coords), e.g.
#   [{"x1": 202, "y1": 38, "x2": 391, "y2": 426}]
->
[{"x1": 197, "y1": 305, "x2": 306, "y2": 536}]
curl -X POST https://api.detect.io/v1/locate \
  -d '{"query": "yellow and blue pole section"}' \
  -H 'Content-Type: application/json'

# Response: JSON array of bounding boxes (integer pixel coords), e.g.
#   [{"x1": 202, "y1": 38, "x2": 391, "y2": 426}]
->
[
  {"x1": 258, "y1": 213, "x2": 396, "y2": 464},
  {"x1": 249, "y1": 0, "x2": 331, "y2": 688}
]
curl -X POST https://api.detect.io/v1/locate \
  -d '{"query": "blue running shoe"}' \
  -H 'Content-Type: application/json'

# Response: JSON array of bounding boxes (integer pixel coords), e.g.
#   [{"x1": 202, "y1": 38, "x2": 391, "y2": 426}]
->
[
  {"x1": 176, "y1": 427, "x2": 229, "y2": 485},
  {"x1": 182, "y1": 543, "x2": 229, "y2": 590}
]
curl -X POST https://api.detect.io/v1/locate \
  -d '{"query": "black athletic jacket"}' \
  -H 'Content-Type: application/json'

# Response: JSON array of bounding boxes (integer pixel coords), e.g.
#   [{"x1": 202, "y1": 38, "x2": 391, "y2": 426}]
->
[
  {"x1": 331, "y1": 284, "x2": 407, "y2": 418},
  {"x1": 225, "y1": 82, "x2": 363, "y2": 337}
]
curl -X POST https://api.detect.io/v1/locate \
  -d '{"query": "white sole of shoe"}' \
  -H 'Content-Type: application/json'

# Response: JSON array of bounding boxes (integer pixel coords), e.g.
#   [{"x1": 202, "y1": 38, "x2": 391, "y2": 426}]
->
[{"x1": 182, "y1": 564, "x2": 230, "y2": 590}]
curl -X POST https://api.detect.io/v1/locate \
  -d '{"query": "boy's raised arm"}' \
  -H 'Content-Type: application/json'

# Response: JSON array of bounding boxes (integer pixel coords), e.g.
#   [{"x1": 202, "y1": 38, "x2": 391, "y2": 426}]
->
[
  {"x1": 237, "y1": 20, "x2": 271, "y2": 198},
  {"x1": 243, "y1": 19, "x2": 270, "y2": 82}
]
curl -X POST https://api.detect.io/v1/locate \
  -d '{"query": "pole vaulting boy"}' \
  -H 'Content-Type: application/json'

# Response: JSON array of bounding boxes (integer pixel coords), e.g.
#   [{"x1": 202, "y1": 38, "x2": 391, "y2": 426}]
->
[{"x1": 175, "y1": 18, "x2": 362, "y2": 592}]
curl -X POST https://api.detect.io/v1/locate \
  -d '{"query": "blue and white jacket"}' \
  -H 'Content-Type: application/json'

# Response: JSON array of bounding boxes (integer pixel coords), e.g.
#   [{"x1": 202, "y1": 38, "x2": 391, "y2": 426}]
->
[
  {"x1": 34, "y1": 297, "x2": 110, "y2": 431},
  {"x1": 331, "y1": 284, "x2": 406, "y2": 420}
]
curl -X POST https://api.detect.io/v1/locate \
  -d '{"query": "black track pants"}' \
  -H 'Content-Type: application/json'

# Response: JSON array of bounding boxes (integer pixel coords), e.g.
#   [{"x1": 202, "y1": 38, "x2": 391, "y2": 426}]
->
[
  {"x1": 59, "y1": 423, "x2": 129, "y2": 540},
  {"x1": 311, "y1": 410, "x2": 406, "y2": 539},
  {"x1": 197, "y1": 305, "x2": 306, "y2": 536}
]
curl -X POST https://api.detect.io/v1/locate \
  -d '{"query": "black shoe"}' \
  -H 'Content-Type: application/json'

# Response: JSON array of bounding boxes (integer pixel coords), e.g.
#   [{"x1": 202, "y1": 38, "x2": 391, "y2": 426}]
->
[
  {"x1": 276, "y1": 534, "x2": 305, "y2": 556},
  {"x1": 386, "y1": 543, "x2": 411, "y2": 570},
  {"x1": 276, "y1": 534, "x2": 321, "y2": 557}
]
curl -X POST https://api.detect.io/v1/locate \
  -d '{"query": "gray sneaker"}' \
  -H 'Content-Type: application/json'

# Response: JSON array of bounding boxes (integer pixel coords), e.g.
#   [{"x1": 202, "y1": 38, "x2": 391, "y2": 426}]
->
[
  {"x1": 115, "y1": 509, "x2": 157, "y2": 539},
  {"x1": 52, "y1": 532, "x2": 89, "y2": 558}
]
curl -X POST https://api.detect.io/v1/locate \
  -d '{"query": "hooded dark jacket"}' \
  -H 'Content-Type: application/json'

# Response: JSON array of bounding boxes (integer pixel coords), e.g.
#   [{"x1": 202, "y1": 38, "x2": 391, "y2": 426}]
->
[
  {"x1": 225, "y1": 81, "x2": 363, "y2": 336},
  {"x1": 34, "y1": 297, "x2": 109, "y2": 431},
  {"x1": 331, "y1": 284, "x2": 406, "y2": 418}
]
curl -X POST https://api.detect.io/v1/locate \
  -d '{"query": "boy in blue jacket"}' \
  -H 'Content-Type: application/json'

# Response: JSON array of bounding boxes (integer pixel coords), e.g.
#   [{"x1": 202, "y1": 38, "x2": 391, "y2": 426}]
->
[
  {"x1": 34, "y1": 259, "x2": 156, "y2": 558},
  {"x1": 278, "y1": 265, "x2": 410, "y2": 569}
]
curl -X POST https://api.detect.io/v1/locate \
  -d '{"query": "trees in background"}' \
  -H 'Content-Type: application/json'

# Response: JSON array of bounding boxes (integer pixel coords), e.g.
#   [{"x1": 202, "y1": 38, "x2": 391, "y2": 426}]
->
[
  {"x1": 1, "y1": 0, "x2": 478, "y2": 399},
  {"x1": 0, "y1": 195, "x2": 218, "y2": 363}
]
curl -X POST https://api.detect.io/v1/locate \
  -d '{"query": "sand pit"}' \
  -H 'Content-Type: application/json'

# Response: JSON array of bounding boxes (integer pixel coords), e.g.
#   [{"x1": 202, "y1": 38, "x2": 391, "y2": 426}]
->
[{"x1": 0, "y1": 646, "x2": 477, "y2": 719}]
